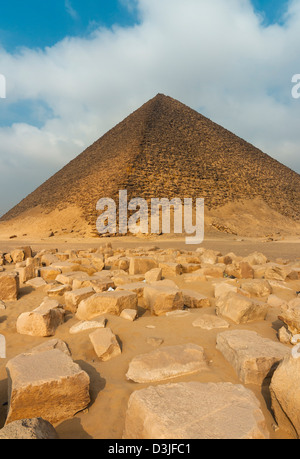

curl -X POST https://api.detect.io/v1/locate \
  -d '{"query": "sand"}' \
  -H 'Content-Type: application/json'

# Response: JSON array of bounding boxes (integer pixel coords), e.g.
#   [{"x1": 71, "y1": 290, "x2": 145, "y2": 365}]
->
[{"x1": 0, "y1": 233, "x2": 299, "y2": 439}]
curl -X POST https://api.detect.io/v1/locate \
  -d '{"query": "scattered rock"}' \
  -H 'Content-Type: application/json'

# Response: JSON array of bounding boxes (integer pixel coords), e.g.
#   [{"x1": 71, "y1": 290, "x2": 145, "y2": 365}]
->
[
  {"x1": 123, "y1": 382, "x2": 269, "y2": 439},
  {"x1": 76, "y1": 290, "x2": 138, "y2": 320},
  {"x1": 16, "y1": 297, "x2": 65, "y2": 337},
  {"x1": 215, "y1": 292, "x2": 268, "y2": 324},
  {"x1": 0, "y1": 417, "x2": 59, "y2": 439},
  {"x1": 0, "y1": 272, "x2": 19, "y2": 301},
  {"x1": 216, "y1": 330, "x2": 290, "y2": 384},
  {"x1": 6, "y1": 349, "x2": 90, "y2": 425},
  {"x1": 69, "y1": 318, "x2": 106, "y2": 334},
  {"x1": 126, "y1": 343, "x2": 208, "y2": 383},
  {"x1": 89, "y1": 328, "x2": 121, "y2": 361},
  {"x1": 192, "y1": 314, "x2": 229, "y2": 330}
]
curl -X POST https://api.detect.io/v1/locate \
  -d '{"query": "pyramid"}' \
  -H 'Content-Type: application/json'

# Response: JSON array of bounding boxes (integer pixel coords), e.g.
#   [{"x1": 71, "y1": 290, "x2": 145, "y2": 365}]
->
[{"x1": 1, "y1": 93, "x2": 300, "y2": 238}]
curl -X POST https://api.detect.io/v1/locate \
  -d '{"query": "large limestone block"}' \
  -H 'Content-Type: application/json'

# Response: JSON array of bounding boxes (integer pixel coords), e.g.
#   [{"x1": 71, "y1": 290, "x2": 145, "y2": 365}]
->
[
  {"x1": 143, "y1": 284, "x2": 184, "y2": 316},
  {"x1": 144, "y1": 268, "x2": 162, "y2": 283},
  {"x1": 6, "y1": 349, "x2": 90, "y2": 425},
  {"x1": 192, "y1": 314, "x2": 229, "y2": 330},
  {"x1": 126, "y1": 344, "x2": 208, "y2": 383},
  {"x1": 16, "y1": 298, "x2": 65, "y2": 337},
  {"x1": 39, "y1": 266, "x2": 62, "y2": 282},
  {"x1": 215, "y1": 292, "x2": 268, "y2": 324},
  {"x1": 129, "y1": 257, "x2": 158, "y2": 275},
  {"x1": 89, "y1": 328, "x2": 121, "y2": 361},
  {"x1": 64, "y1": 287, "x2": 95, "y2": 313},
  {"x1": 270, "y1": 354, "x2": 300, "y2": 438},
  {"x1": 0, "y1": 272, "x2": 19, "y2": 301},
  {"x1": 0, "y1": 418, "x2": 59, "y2": 439},
  {"x1": 123, "y1": 382, "x2": 269, "y2": 439},
  {"x1": 76, "y1": 290, "x2": 138, "y2": 320},
  {"x1": 240, "y1": 279, "x2": 272, "y2": 298},
  {"x1": 216, "y1": 330, "x2": 290, "y2": 384},
  {"x1": 181, "y1": 289, "x2": 211, "y2": 308},
  {"x1": 278, "y1": 298, "x2": 300, "y2": 335},
  {"x1": 158, "y1": 262, "x2": 182, "y2": 277}
]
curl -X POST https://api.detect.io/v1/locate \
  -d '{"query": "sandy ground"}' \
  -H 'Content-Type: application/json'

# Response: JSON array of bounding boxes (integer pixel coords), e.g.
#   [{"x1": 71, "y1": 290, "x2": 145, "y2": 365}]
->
[{"x1": 0, "y1": 233, "x2": 299, "y2": 439}]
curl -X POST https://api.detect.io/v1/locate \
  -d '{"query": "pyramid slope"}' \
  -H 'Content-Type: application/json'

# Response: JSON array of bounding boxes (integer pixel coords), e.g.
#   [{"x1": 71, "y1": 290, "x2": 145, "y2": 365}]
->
[{"x1": 1, "y1": 94, "x2": 300, "y2": 236}]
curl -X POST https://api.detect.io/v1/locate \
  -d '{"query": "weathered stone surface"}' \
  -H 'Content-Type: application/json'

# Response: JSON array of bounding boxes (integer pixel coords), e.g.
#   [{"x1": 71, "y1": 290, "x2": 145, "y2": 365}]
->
[
  {"x1": 89, "y1": 328, "x2": 121, "y2": 361},
  {"x1": 216, "y1": 330, "x2": 290, "y2": 384},
  {"x1": 0, "y1": 272, "x2": 19, "y2": 301},
  {"x1": 11, "y1": 249, "x2": 25, "y2": 264},
  {"x1": 6, "y1": 349, "x2": 90, "y2": 425},
  {"x1": 143, "y1": 284, "x2": 184, "y2": 316},
  {"x1": 144, "y1": 268, "x2": 162, "y2": 283},
  {"x1": 270, "y1": 354, "x2": 300, "y2": 438},
  {"x1": 26, "y1": 277, "x2": 47, "y2": 289},
  {"x1": 278, "y1": 298, "x2": 300, "y2": 335},
  {"x1": 126, "y1": 344, "x2": 208, "y2": 383},
  {"x1": 265, "y1": 264, "x2": 298, "y2": 281},
  {"x1": 39, "y1": 266, "x2": 62, "y2": 282},
  {"x1": 116, "y1": 282, "x2": 146, "y2": 298},
  {"x1": 76, "y1": 290, "x2": 138, "y2": 320},
  {"x1": 181, "y1": 289, "x2": 211, "y2": 309},
  {"x1": 215, "y1": 292, "x2": 268, "y2": 324},
  {"x1": 64, "y1": 287, "x2": 95, "y2": 313},
  {"x1": 129, "y1": 257, "x2": 158, "y2": 275},
  {"x1": 225, "y1": 261, "x2": 254, "y2": 279},
  {"x1": 192, "y1": 314, "x2": 229, "y2": 330},
  {"x1": 159, "y1": 262, "x2": 182, "y2": 277},
  {"x1": 240, "y1": 279, "x2": 272, "y2": 298},
  {"x1": 47, "y1": 284, "x2": 71, "y2": 298},
  {"x1": 120, "y1": 309, "x2": 137, "y2": 321},
  {"x1": 123, "y1": 382, "x2": 269, "y2": 439},
  {"x1": 16, "y1": 298, "x2": 65, "y2": 337},
  {"x1": 29, "y1": 338, "x2": 71, "y2": 356},
  {"x1": 243, "y1": 252, "x2": 268, "y2": 266},
  {"x1": 0, "y1": 418, "x2": 59, "y2": 439},
  {"x1": 69, "y1": 318, "x2": 106, "y2": 334},
  {"x1": 214, "y1": 281, "x2": 238, "y2": 298}
]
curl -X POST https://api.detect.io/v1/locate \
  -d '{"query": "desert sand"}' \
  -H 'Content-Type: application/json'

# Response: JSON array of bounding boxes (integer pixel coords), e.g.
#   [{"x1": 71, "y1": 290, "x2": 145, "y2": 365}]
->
[{"x1": 0, "y1": 232, "x2": 299, "y2": 439}]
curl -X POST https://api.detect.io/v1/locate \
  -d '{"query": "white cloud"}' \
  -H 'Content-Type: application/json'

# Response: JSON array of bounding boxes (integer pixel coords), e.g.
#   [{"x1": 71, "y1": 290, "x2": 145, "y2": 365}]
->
[
  {"x1": 0, "y1": 0, "x2": 300, "y2": 215},
  {"x1": 65, "y1": 0, "x2": 79, "y2": 21}
]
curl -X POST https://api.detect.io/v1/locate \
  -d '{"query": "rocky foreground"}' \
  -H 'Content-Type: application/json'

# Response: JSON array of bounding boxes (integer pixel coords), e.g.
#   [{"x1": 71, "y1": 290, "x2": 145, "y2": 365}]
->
[{"x1": 0, "y1": 243, "x2": 299, "y2": 439}]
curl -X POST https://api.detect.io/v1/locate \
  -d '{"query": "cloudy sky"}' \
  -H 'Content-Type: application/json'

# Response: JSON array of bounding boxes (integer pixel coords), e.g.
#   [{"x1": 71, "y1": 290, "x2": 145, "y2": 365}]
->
[{"x1": 0, "y1": 0, "x2": 299, "y2": 217}]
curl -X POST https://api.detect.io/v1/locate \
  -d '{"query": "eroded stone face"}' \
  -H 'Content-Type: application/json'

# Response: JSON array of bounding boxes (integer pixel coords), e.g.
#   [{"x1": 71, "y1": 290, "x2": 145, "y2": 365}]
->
[
  {"x1": 123, "y1": 382, "x2": 269, "y2": 439},
  {"x1": 0, "y1": 272, "x2": 19, "y2": 301},
  {"x1": 216, "y1": 330, "x2": 290, "y2": 384},
  {"x1": 270, "y1": 355, "x2": 300, "y2": 438},
  {"x1": 6, "y1": 349, "x2": 90, "y2": 425},
  {"x1": 76, "y1": 290, "x2": 138, "y2": 320},
  {"x1": 126, "y1": 344, "x2": 208, "y2": 383}
]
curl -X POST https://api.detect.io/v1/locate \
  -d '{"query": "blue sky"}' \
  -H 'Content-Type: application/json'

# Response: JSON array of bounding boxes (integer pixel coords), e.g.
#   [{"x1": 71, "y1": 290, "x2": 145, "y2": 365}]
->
[
  {"x1": 0, "y1": 1, "x2": 290, "y2": 52},
  {"x1": 0, "y1": 0, "x2": 299, "y2": 216}
]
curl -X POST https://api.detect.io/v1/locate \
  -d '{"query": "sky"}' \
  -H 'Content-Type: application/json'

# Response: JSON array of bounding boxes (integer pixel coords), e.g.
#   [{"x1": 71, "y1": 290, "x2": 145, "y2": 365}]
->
[{"x1": 0, "y1": 0, "x2": 299, "y2": 216}]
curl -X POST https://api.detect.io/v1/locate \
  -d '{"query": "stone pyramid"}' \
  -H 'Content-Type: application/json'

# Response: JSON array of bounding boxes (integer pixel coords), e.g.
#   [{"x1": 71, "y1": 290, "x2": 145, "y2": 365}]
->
[{"x1": 1, "y1": 94, "x2": 299, "y2": 237}]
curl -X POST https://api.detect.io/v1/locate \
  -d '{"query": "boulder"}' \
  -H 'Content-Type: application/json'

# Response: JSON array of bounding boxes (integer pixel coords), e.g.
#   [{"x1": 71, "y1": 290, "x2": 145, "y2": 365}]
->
[
  {"x1": 0, "y1": 418, "x2": 58, "y2": 439},
  {"x1": 69, "y1": 318, "x2": 106, "y2": 334},
  {"x1": 123, "y1": 382, "x2": 269, "y2": 439},
  {"x1": 144, "y1": 268, "x2": 162, "y2": 283},
  {"x1": 89, "y1": 328, "x2": 121, "y2": 361},
  {"x1": 240, "y1": 279, "x2": 272, "y2": 298},
  {"x1": 0, "y1": 272, "x2": 19, "y2": 301},
  {"x1": 16, "y1": 298, "x2": 65, "y2": 337},
  {"x1": 76, "y1": 291, "x2": 138, "y2": 320},
  {"x1": 5, "y1": 349, "x2": 90, "y2": 425},
  {"x1": 216, "y1": 330, "x2": 290, "y2": 384},
  {"x1": 129, "y1": 257, "x2": 158, "y2": 275},
  {"x1": 270, "y1": 354, "x2": 300, "y2": 438},
  {"x1": 192, "y1": 314, "x2": 229, "y2": 330},
  {"x1": 126, "y1": 343, "x2": 208, "y2": 383},
  {"x1": 64, "y1": 287, "x2": 95, "y2": 313},
  {"x1": 215, "y1": 292, "x2": 268, "y2": 324},
  {"x1": 181, "y1": 289, "x2": 211, "y2": 309},
  {"x1": 278, "y1": 298, "x2": 300, "y2": 335},
  {"x1": 158, "y1": 262, "x2": 182, "y2": 277},
  {"x1": 143, "y1": 284, "x2": 184, "y2": 316}
]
